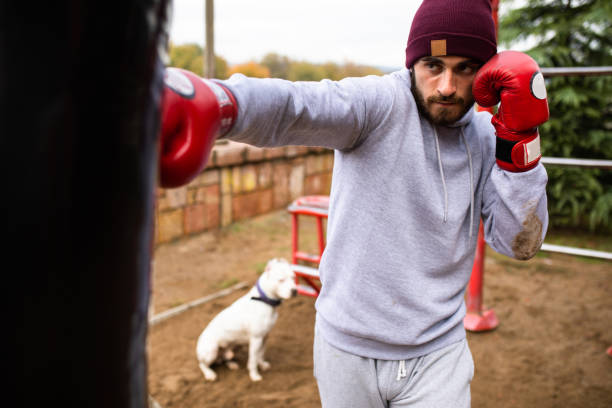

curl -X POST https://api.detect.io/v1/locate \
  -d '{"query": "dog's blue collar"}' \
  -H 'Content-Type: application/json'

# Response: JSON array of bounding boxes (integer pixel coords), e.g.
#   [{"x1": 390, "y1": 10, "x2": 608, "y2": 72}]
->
[{"x1": 251, "y1": 279, "x2": 282, "y2": 307}]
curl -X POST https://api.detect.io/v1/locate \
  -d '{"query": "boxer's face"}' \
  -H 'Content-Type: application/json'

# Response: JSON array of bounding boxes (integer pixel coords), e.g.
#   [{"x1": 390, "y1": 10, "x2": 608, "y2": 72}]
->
[{"x1": 411, "y1": 56, "x2": 480, "y2": 126}]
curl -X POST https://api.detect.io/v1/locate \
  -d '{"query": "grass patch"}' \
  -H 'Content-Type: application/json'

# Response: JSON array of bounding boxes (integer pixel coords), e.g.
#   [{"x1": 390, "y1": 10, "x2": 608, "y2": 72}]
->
[
  {"x1": 169, "y1": 300, "x2": 184, "y2": 308},
  {"x1": 217, "y1": 277, "x2": 239, "y2": 289},
  {"x1": 534, "y1": 251, "x2": 551, "y2": 259},
  {"x1": 227, "y1": 223, "x2": 244, "y2": 234},
  {"x1": 542, "y1": 228, "x2": 612, "y2": 265},
  {"x1": 253, "y1": 261, "x2": 267, "y2": 275},
  {"x1": 544, "y1": 228, "x2": 612, "y2": 252},
  {"x1": 533, "y1": 262, "x2": 573, "y2": 275},
  {"x1": 491, "y1": 257, "x2": 533, "y2": 271}
]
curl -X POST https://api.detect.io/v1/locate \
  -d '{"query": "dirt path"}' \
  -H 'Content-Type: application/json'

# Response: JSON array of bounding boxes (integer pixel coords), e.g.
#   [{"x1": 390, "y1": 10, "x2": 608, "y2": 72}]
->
[{"x1": 148, "y1": 210, "x2": 612, "y2": 407}]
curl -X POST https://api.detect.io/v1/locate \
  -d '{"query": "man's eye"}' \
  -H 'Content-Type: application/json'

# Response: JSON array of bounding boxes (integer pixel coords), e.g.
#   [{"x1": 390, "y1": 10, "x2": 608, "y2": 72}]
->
[
  {"x1": 458, "y1": 65, "x2": 478, "y2": 75},
  {"x1": 426, "y1": 63, "x2": 442, "y2": 72}
]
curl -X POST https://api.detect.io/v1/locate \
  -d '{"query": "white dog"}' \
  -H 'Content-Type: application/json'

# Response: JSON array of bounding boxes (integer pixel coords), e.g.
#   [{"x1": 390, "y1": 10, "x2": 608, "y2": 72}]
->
[{"x1": 196, "y1": 258, "x2": 298, "y2": 382}]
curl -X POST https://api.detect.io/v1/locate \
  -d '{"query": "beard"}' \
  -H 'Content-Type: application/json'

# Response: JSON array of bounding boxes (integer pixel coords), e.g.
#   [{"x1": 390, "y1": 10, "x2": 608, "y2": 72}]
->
[{"x1": 410, "y1": 70, "x2": 474, "y2": 126}]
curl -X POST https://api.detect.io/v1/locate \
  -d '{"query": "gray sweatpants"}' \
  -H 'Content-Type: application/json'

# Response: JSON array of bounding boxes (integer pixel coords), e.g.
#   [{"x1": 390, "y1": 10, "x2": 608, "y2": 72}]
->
[{"x1": 313, "y1": 328, "x2": 474, "y2": 408}]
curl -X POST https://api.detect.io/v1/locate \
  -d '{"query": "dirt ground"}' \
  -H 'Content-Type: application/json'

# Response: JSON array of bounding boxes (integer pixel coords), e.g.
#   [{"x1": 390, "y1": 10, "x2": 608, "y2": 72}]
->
[{"x1": 147, "y1": 210, "x2": 612, "y2": 408}]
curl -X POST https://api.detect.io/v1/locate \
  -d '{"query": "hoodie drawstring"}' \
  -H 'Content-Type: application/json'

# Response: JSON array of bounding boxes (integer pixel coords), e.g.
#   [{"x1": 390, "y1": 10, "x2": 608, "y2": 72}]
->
[
  {"x1": 396, "y1": 360, "x2": 407, "y2": 381},
  {"x1": 432, "y1": 126, "x2": 475, "y2": 239},
  {"x1": 460, "y1": 128, "x2": 475, "y2": 239},
  {"x1": 432, "y1": 127, "x2": 448, "y2": 223}
]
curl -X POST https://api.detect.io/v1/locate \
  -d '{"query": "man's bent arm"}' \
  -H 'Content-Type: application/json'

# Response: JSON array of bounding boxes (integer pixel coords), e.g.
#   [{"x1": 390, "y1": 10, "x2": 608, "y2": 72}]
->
[{"x1": 481, "y1": 163, "x2": 549, "y2": 260}]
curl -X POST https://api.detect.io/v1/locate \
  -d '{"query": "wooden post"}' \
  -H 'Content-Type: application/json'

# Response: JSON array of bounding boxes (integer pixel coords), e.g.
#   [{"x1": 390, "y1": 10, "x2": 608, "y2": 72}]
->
[{"x1": 205, "y1": 0, "x2": 215, "y2": 78}]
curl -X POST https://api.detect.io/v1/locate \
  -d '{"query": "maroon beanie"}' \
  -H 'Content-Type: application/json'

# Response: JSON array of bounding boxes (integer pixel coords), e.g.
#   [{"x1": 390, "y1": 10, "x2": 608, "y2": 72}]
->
[{"x1": 405, "y1": 0, "x2": 497, "y2": 68}]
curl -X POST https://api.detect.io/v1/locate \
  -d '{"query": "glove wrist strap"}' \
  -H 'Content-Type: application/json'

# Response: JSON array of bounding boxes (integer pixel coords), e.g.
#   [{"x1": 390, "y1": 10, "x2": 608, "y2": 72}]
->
[
  {"x1": 201, "y1": 79, "x2": 237, "y2": 136},
  {"x1": 496, "y1": 133, "x2": 541, "y2": 172}
]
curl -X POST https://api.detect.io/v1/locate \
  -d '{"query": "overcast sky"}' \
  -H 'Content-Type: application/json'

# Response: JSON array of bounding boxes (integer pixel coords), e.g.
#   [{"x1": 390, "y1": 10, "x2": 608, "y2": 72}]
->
[
  {"x1": 168, "y1": 0, "x2": 523, "y2": 70},
  {"x1": 168, "y1": 0, "x2": 425, "y2": 70}
]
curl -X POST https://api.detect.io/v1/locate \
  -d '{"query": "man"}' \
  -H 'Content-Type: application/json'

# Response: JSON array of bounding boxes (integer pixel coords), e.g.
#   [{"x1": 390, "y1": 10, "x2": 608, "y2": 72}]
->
[{"x1": 159, "y1": 0, "x2": 549, "y2": 406}]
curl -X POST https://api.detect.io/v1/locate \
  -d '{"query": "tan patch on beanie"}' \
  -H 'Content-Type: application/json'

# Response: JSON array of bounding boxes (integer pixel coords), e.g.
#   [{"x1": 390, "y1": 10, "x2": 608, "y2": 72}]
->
[{"x1": 430, "y1": 39, "x2": 447, "y2": 56}]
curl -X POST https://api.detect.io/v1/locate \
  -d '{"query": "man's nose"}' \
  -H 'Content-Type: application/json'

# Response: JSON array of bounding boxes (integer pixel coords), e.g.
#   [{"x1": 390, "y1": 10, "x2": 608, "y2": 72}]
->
[{"x1": 437, "y1": 69, "x2": 457, "y2": 97}]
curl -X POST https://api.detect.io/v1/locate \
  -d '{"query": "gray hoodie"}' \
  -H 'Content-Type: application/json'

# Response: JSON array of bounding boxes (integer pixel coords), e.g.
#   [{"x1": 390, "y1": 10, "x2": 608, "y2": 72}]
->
[{"x1": 220, "y1": 69, "x2": 548, "y2": 360}]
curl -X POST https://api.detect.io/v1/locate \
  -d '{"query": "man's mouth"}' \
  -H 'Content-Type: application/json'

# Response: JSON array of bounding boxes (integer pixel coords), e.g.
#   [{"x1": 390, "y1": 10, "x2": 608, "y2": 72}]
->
[
  {"x1": 430, "y1": 97, "x2": 460, "y2": 106},
  {"x1": 427, "y1": 95, "x2": 462, "y2": 106}
]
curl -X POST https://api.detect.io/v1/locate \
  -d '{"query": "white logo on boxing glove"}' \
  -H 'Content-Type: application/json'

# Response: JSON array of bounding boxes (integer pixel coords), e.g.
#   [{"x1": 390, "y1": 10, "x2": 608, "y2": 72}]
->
[
  {"x1": 530, "y1": 72, "x2": 547, "y2": 100},
  {"x1": 164, "y1": 68, "x2": 195, "y2": 99}
]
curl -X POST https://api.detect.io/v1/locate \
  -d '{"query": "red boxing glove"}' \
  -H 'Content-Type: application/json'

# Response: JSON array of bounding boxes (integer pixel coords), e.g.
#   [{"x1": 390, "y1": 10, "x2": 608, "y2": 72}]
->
[
  {"x1": 159, "y1": 68, "x2": 237, "y2": 188},
  {"x1": 473, "y1": 51, "x2": 549, "y2": 172}
]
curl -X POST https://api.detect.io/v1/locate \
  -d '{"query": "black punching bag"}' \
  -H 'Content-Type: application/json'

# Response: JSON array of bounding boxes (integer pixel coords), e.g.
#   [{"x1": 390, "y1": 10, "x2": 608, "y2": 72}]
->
[{"x1": 3, "y1": 1, "x2": 171, "y2": 406}]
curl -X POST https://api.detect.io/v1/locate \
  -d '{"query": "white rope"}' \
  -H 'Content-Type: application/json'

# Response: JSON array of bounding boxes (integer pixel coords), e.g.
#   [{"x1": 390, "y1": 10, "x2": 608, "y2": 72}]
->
[{"x1": 149, "y1": 281, "x2": 249, "y2": 326}]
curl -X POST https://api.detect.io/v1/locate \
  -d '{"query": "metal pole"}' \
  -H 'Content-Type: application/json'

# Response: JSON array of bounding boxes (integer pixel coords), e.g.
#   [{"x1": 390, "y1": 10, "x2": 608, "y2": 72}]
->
[
  {"x1": 205, "y1": 0, "x2": 215, "y2": 78},
  {"x1": 540, "y1": 244, "x2": 612, "y2": 261},
  {"x1": 541, "y1": 157, "x2": 612, "y2": 169},
  {"x1": 541, "y1": 66, "x2": 612, "y2": 77}
]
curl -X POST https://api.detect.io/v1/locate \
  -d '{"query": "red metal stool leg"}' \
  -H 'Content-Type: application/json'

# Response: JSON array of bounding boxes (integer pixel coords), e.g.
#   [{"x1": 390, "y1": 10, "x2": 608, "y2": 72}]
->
[
  {"x1": 291, "y1": 212, "x2": 299, "y2": 275},
  {"x1": 291, "y1": 213, "x2": 298, "y2": 264},
  {"x1": 316, "y1": 216, "x2": 326, "y2": 257},
  {"x1": 287, "y1": 196, "x2": 329, "y2": 297},
  {"x1": 607, "y1": 345, "x2": 612, "y2": 358},
  {"x1": 464, "y1": 221, "x2": 499, "y2": 332}
]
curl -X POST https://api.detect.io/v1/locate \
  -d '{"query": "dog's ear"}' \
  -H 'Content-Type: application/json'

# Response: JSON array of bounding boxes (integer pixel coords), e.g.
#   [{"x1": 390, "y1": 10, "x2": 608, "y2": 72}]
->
[{"x1": 264, "y1": 258, "x2": 277, "y2": 274}]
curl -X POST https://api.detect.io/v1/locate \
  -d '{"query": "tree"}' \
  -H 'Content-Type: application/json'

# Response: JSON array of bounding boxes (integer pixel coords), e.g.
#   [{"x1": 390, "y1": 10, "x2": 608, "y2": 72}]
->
[
  {"x1": 261, "y1": 53, "x2": 291, "y2": 79},
  {"x1": 228, "y1": 61, "x2": 270, "y2": 78},
  {"x1": 340, "y1": 62, "x2": 384, "y2": 78},
  {"x1": 168, "y1": 43, "x2": 229, "y2": 79},
  {"x1": 287, "y1": 61, "x2": 326, "y2": 81},
  {"x1": 320, "y1": 62, "x2": 343, "y2": 80},
  {"x1": 500, "y1": 0, "x2": 612, "y2": 231}
]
